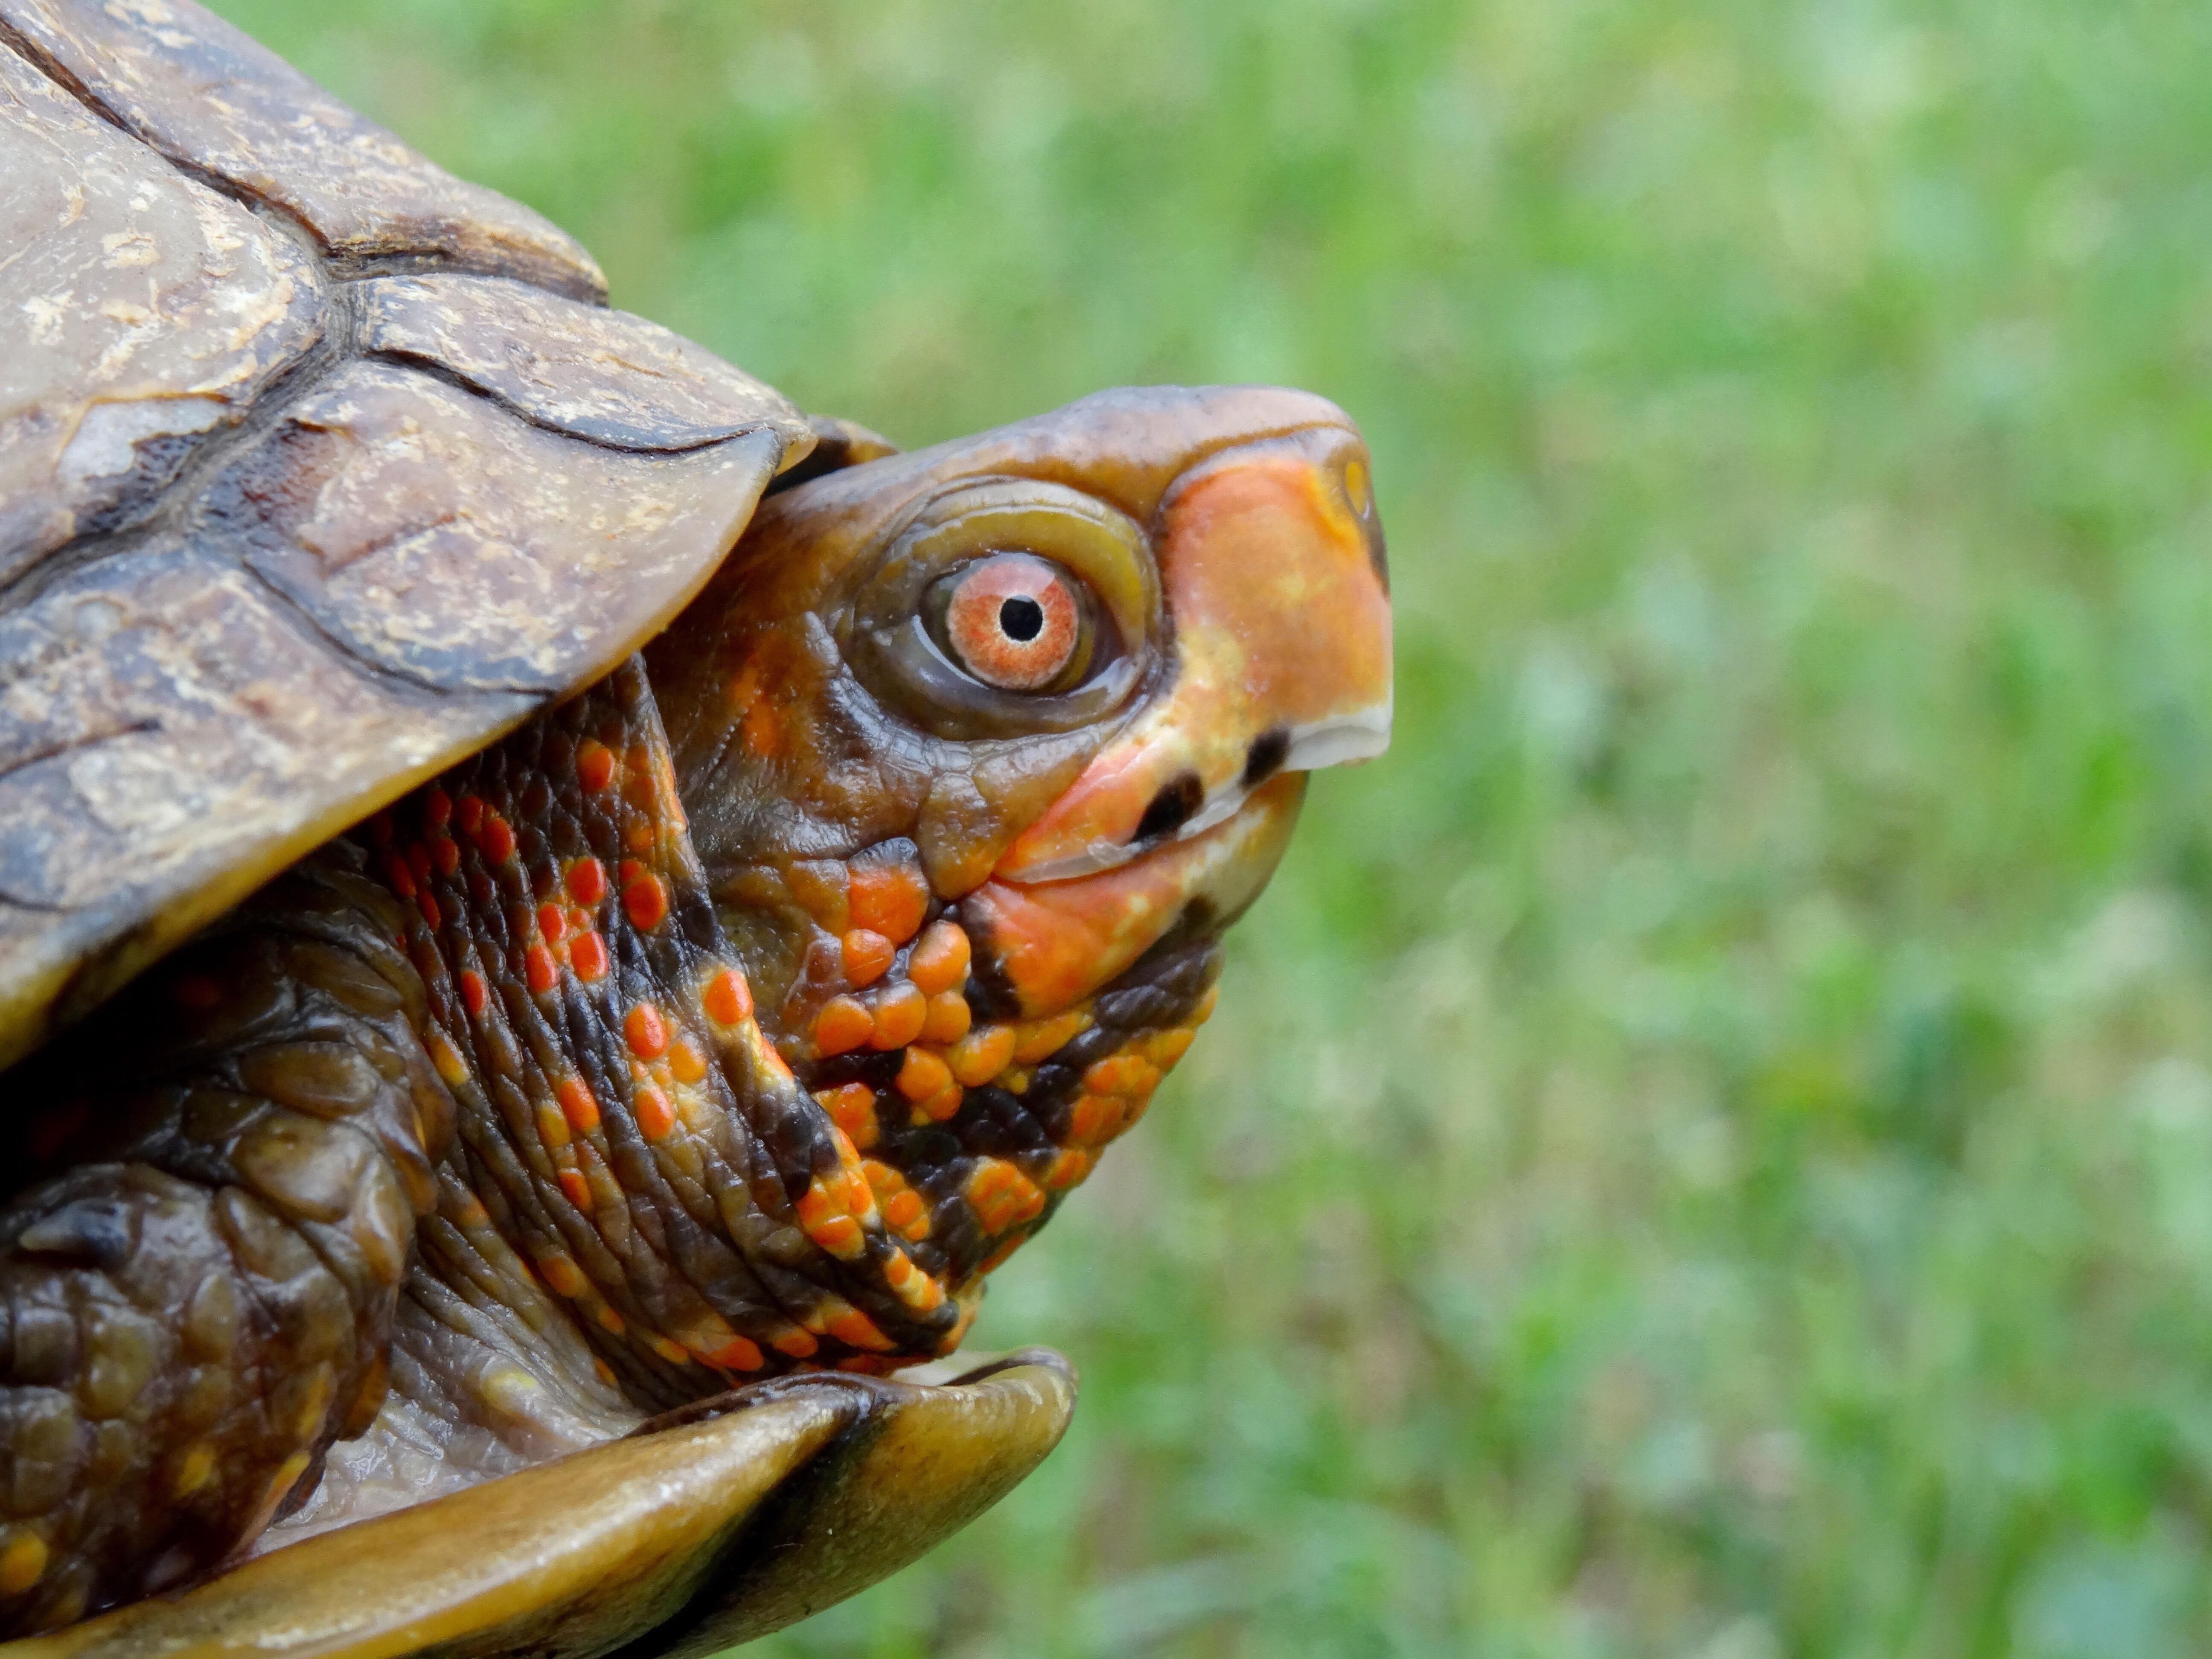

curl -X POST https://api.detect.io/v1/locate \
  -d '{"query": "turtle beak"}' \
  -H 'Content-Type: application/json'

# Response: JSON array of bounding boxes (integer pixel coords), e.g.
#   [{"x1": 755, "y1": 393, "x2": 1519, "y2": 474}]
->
[{"x1": 966, "y1": 419, "x2": 1393, "y2": 1015}]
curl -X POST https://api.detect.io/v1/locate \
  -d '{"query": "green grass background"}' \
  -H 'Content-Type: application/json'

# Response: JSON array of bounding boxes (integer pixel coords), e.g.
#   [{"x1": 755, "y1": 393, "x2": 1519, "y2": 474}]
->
[{"x1": 201, "y1": 1, "x2": 2212, "y2": 1652}]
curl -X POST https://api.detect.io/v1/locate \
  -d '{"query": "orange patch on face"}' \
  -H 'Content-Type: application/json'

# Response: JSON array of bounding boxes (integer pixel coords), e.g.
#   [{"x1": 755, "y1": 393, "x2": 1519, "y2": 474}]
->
[
  {"x1": 850, "y1": 865, "x2": 929, "y2": 944},
  {"x1": 536, "y1": 903, "x2": 567, "y2": 943},
  {"x1": 433, "y1": 837, "x2": 460, "y2": 876},
  {"x1": 577, "y1": 740, "x2": 616, "y2": 793},
  {"x1": 424, "y1": 789, "x2": 453, "y2": 829},
  {"x1": 537, "y1": 1254, "x2": 588, "y2": 1298},
  {"x1": 1142, "y1": 1027, "x2": 1197, "y2": 1067},
  {"x1": 623, "y1": 870, "x2": 669, "y2": 931},
  {"x1": 918, "y1": 1083, "x2": 965, "y2": 1123},
  {"x1": 1067, "y1": 1093, "x2": 1124, "y2": 1146},
  {"x1": 870, "y1": 982, "x2": 927, "y2": 1049},
  {"x1": 907, "y1": 921, "x2": 972, "y2": 996},
  {"x1": 535, "y1": 1103, "x2": 570, "y2": 1150},
  {"x1": 824, "y1": 1304, "x2": 896, "y2": 1352},
  {"x1": 566, "y1": 857, "x2": 607, "y2": 905},
  {"x1": 480, "y1": 814, "x2": 516, "y2": 865},
  {"x1": 651, "y1": 1336, "x2": 691, "y2": 1366},
  {"x1": 813, "y1": 996, "x2": 873, "y2": 1057},
  {"x1": 570, "y1": 932, "x2": 610, "y2": 982},
  {"x1": 624, "y1": 1003, "x2": 668, "y2": 1060},
  {"x1": 772, "y1": 1330, "x2": 819, "y2": 1359},
  {"x1": 382, "y1": 856, "x2": 417, "y2": 900},
  {"x1": 634, "y1": 1084, "x2": 676, "y2": 1141},
  {"x1": 1084, "y1": 1053, "x2": 1160, "y2": 1098},
  {"x1": 558, "y1": 1168, "x2": 592, "y2": 1212}
]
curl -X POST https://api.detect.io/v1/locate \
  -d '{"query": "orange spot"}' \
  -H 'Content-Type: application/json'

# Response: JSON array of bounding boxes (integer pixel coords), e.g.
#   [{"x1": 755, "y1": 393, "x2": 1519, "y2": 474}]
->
[
  {"x1": 922, "y1": 990, "x2": 972, "y2": 1045},
  {"x1": 457, "y1": 796, "x2": 486, "y2": 834},
  {"x1": 570, "y1": 932, "x2": 609, "y2": 982},
  {"x1": 634, "y1": 1084, "x2": 676, "y2": 1141},
  {"x1": 1143, "y1": 1027, "x2": 1197, "y2": 1068},
  {"x1": 668, "y1": 1039, "x2": 707, "y2": 1084},
  {"x1": 651, "y1": 1336, "x2": 691, "y2": 1366},
  {"x1": 1084, "y1": 1053, "x2": 1161, "y2": 1097},
  {"x1": 814, "y1": 996, "x2": 873, "y2": 1057},
  {"x1": 825, "y1": 1306, "x2": 896, "y2": 1351},
  {"x1": 908, "y1": 922, "x2": 972, "y2": 996},
  {"x1": 577, "y1": 740, "x2": 616, "y2": 793},
  {"x1": 921, "y1": 1082, "x2": 965, "y2": 1123},
  {"x1": 882, "y1": 1188, "x2": 929, "y2": 1239},
  {"x1": 1013, "y1": 1008, "x2": 1092, "y2": 1064},
  {"x1": 558, "y1": 1168, "x2": 592, "y2": 1211},
  {"x1": 1043, "y1": 1148, "x2": 1092, "y2": 1189},
  {"x1": 817, "y1": 1083, "x2": 880, "y2": 1150},
  {"x1": 624, "y1": 1003, "x2": 669, "y2": 1059},
  {"x1": 702, "y1": 1335, "x2": 764, "y2": 1371},
  {"x1": 480, "y1": 814, "x2": 515, "y2": 864},
  {"x1": 597, "y1": 1307, "x2": 626, "y2": 1337},
  {"x1": 433, "y1": 837, "x2": 460, "y2": 876},
  {"x1": 870, "y1": 982, "x2": 927, "y2": 1050},
  {"x1": 1068, "y1": 1094, "x2": 1124, "y2": 1145},
  {"x1": 407, "y1": 842, "x2": 433, "y2": 884},
  {"x1": 417, "y1": 891, "x2": 442, "y2": 931},
  {"x1": 536, "y1": 903, "x2": 567, "y2": 943},
  {"x1": 896, "y1": 1046, "x2": 953, "y2": 1102},
  {"x1": 425, "y1": 789, "x2": 453, "y2": 828},
  {"x1": 703, "y1": 968, "x2": 753, "y2": 1026},
  {"x1": 624, "y1": 871, "x2": 669, "y2": 931},
  {"x1": 566, "y1": 857, "x2": 607, "y2": 905},
  {"x1": 556, "y1": 1076, "x2": 600, "y2": 1133},
  {"x1": 772, "y1": 1330, "x2": 819, "y2": 1359},
  {"x1": 174, "y1": 975, "x2": 219, "y2": 1011},
  {"x1": 849, "y1": 865, "x2": 929, "y2": 944},
  {"x1": 525, "y1": 945, "x2": 558, "y2": 995},
  {"x1": 538, "y1": 1254, "x2": 588, "y2": 1297},
  {"x1": 382, "y1": 854, "x2": 417, "y2": 901},
  {"x1": 948, "y1": 1025, "x2": 1016, "y2": 1088},
  {"x1": 966, "y1": 1158, "x2": 1046, "y2": 1234},
  {"x1": 1193, "y1": 985, "x2": 1220, "y2": 1024},
  {"x1": 536, "y1": 1103, "x2": 570, "y2": 1149},
  {"x1": 841, "y1": 929, "x2": 894, "y2": 988},
  {"x1": 809, "y1": 1214, "x2": 864, "y2": 1257}
]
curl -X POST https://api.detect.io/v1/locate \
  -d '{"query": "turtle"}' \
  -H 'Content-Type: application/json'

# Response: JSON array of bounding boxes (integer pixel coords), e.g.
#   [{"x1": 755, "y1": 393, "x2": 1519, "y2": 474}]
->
[{"x1": 0, "y1": 2, "x2": 1394, "y2": 1654}]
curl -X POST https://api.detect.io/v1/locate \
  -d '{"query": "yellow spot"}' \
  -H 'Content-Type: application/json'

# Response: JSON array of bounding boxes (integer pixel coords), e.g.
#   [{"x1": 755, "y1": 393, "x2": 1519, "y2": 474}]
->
[
  {"x1": 427, "y1": 1031, "x2": 470, "y2": 1088},
  {"x1": 169, "y1": 1443, "x2": 217, "y2": 1499},
  {"x1": 0, "y1": 1531, "x2": 45, "y2": 1594},
  {"x1": 480, "y1": 1367, "x2": 542, "y2": 1414}
]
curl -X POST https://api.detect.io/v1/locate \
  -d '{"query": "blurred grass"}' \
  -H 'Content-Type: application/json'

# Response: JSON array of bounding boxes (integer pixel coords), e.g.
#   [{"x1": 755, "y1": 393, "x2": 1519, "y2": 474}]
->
[{"x1": 201, "y1": 0, "x2": 2212, "y2": 1652}]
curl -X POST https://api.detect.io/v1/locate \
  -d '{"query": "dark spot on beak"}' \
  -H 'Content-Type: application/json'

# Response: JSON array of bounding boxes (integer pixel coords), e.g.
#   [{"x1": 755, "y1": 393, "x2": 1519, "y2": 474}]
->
[
  {"x1": 1133, "y1": 771, "x2": 1205, "y2": 843},
  {"x1": 1242, "y1": 727, "x2": 1291, "y2": 789}
]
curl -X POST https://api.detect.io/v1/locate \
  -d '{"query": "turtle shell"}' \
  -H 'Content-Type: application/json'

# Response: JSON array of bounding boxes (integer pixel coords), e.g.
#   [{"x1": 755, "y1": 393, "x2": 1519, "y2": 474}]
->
[
  {"x1": 0, "y1": 0, "x2": 820, "y2": 1074},
  {"x1": 0, "y1": 6, "x2": 1064, "y2": 1656}
]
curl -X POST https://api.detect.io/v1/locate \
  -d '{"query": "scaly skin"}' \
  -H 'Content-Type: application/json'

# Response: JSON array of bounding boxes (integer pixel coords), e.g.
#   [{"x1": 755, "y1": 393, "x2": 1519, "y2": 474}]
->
[{"x1": 0, "y1": 386, "x2": 1391, "y2": 1635}]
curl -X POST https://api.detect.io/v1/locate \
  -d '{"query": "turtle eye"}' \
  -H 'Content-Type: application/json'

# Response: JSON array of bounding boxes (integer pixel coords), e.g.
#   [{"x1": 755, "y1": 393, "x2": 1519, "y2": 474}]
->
[{"x1": 934, "y1": 554, "x2": 1090, "y2": 693}]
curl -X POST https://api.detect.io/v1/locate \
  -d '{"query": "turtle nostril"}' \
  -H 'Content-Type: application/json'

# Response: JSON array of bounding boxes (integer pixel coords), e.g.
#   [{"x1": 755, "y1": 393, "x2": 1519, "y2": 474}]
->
[
  {"x1": 1132, "y1": 772, "x2": 1204, "y2": 843},
  {"x1": 1241, "y1": 727, "x2": 1291, "y2": 789}
]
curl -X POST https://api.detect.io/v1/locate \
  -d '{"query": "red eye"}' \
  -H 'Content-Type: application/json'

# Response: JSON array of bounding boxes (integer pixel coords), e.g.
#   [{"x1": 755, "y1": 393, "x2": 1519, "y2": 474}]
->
[{"x1": 940, "y1": 553, "x2": 1084, "y2": 691}]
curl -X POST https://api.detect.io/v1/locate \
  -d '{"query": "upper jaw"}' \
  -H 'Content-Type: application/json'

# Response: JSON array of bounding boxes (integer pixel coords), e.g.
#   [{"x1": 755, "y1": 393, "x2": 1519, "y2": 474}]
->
[{"x1": 1000, "y1": 701, "x2": 1391, "y2": 884}]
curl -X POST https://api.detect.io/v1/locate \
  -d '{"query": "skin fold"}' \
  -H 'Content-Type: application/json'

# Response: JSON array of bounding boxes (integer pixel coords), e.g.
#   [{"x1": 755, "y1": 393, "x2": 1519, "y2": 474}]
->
[{"x1": 0, "y1": 386, "x2": 1391, "y2": 1635}]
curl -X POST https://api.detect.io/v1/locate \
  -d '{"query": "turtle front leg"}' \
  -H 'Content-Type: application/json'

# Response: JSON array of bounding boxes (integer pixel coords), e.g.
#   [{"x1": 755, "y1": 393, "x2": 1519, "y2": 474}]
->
[{"x1": 0, "y1": 855, "x2": 451, "y2": 1634}]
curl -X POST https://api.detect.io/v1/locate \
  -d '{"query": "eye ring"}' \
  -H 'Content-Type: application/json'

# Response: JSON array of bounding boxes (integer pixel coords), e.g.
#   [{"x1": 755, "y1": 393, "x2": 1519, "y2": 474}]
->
[{"x1": 938, "y1": 553, "x2": 1086, "y2": 692}]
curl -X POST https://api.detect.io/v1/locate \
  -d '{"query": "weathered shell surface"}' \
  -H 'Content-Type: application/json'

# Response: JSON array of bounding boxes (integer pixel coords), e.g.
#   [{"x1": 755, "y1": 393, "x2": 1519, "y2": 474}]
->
[{"x1": 0, "y1": 0, "x2": 812, "y2": 1071}]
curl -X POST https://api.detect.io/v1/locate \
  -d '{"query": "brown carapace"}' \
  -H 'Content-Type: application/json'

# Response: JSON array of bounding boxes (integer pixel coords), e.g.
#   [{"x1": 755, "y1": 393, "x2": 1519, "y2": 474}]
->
[{"x1": 0, "y1": 385, "x2": 1390, "y2": 1639}]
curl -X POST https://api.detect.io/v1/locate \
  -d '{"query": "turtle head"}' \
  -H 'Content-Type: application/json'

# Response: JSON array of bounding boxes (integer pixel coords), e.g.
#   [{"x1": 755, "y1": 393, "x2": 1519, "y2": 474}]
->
[{"x1": 647, "y1": 387, "x2": 1390, "y2": 1278}]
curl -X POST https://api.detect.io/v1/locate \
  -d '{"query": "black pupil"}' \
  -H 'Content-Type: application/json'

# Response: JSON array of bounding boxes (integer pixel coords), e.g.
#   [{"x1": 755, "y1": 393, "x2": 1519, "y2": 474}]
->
[{"x1": 999, "y1": 595, "x2": 1045, "y2": 643}]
